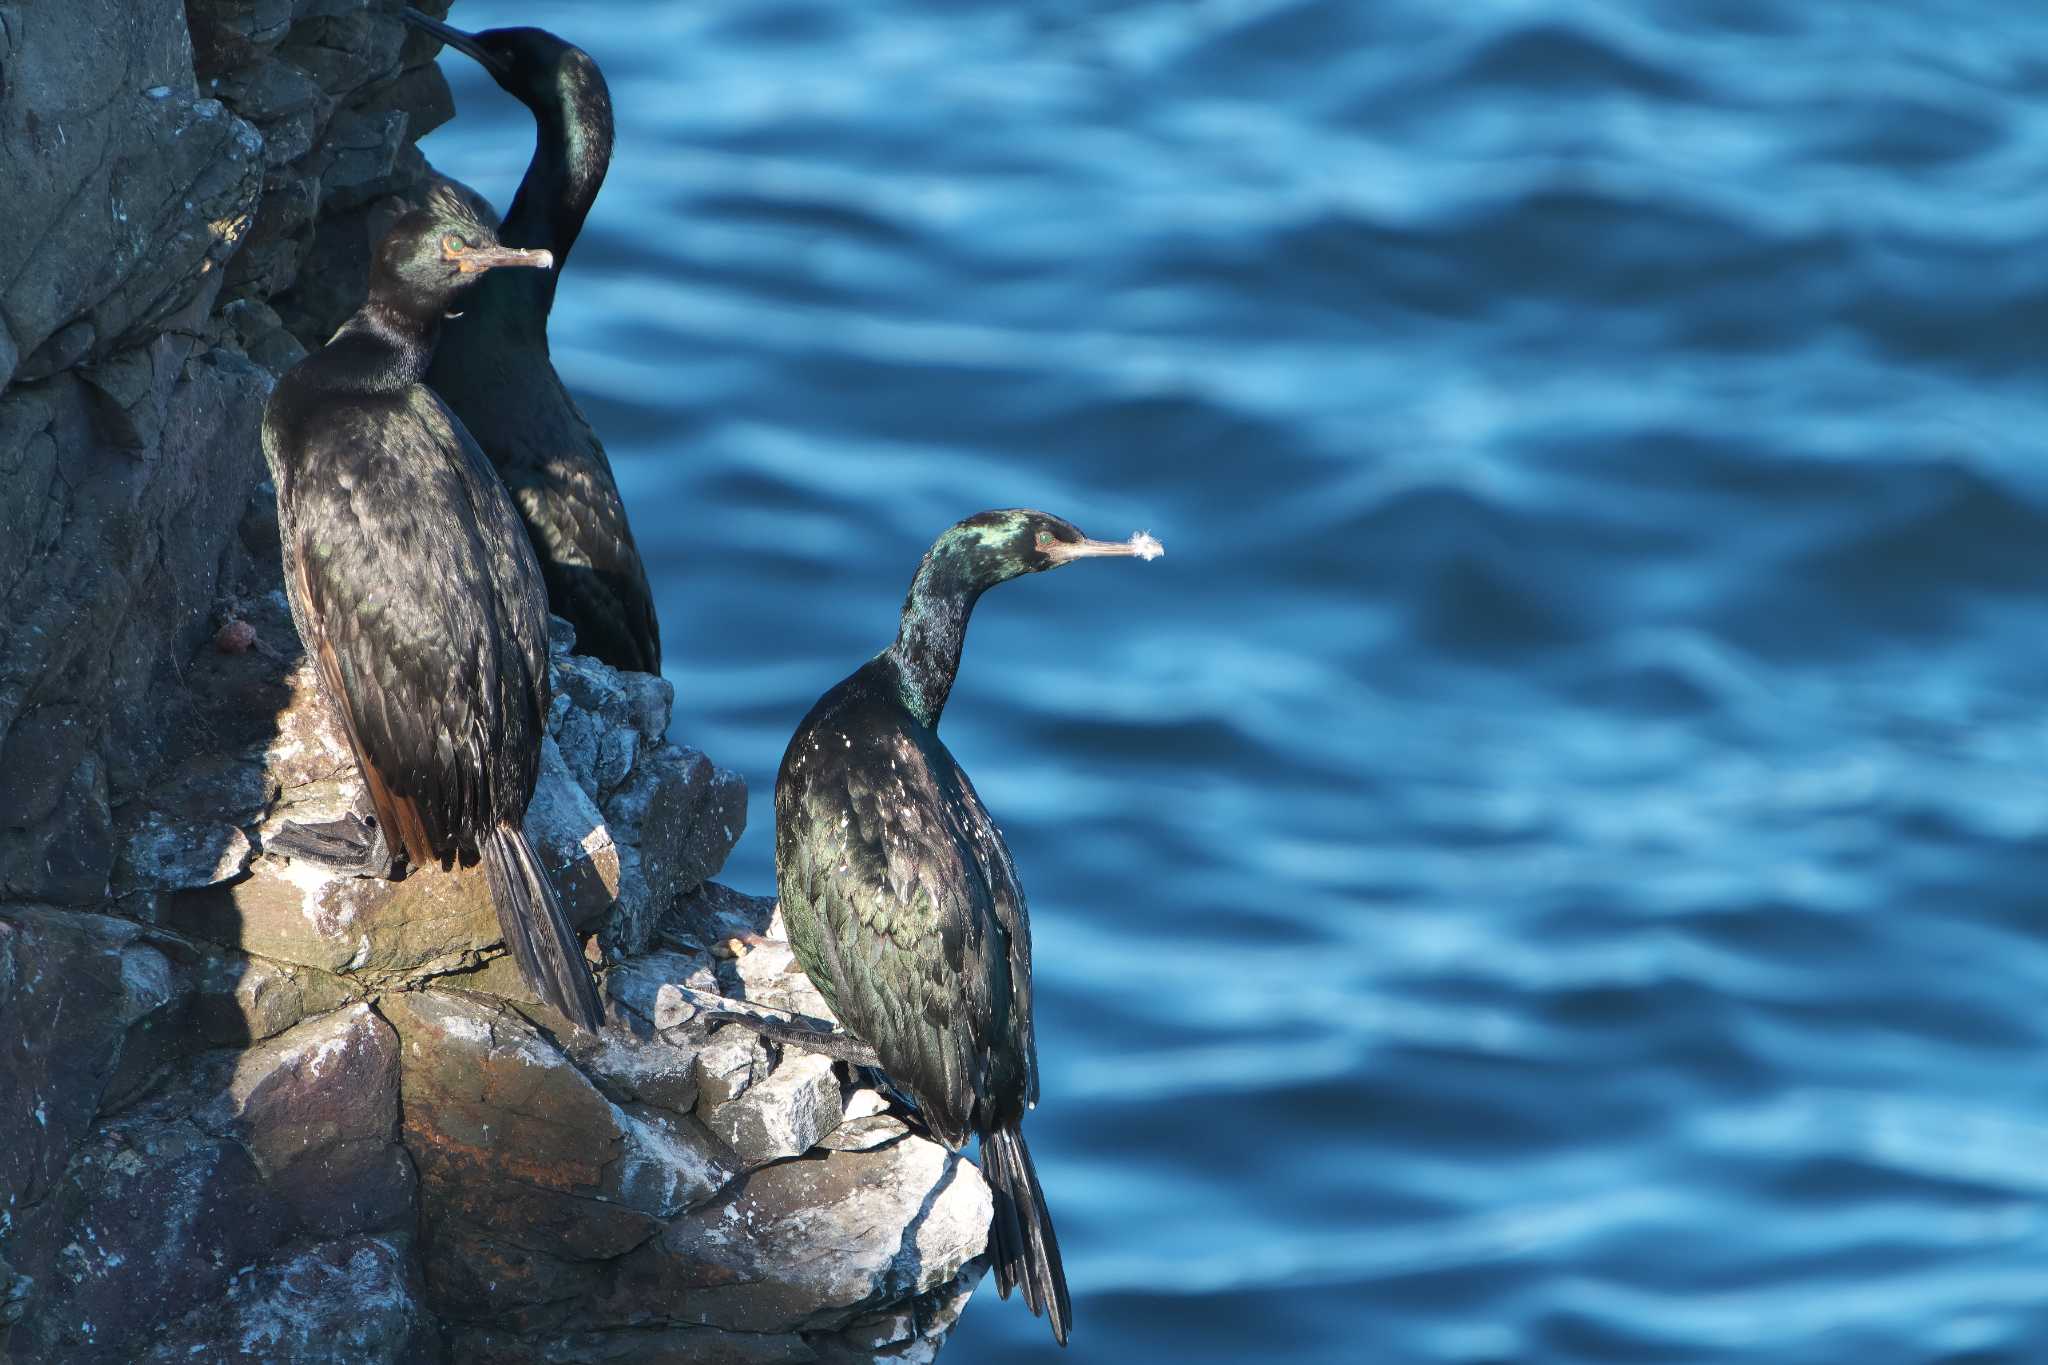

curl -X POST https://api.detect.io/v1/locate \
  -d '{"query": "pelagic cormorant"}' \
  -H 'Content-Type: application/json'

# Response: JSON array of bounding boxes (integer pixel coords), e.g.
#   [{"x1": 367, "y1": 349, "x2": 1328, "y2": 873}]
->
[
  {"x1": 773, "y1": 509, "x2": 1164, "y2": 1347},
  {"x1": 402, "y1": 8, "x2": 662, "y2": 675},
  {"x1": 260, "y1": 186, "x2": 605, "y2": 1032}
]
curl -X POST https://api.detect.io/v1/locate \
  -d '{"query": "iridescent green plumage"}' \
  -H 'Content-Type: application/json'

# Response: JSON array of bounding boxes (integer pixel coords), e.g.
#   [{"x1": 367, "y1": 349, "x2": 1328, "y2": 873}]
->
[{"x1": 774, "y1": 509, "x2": 1164, "y2": 1348}]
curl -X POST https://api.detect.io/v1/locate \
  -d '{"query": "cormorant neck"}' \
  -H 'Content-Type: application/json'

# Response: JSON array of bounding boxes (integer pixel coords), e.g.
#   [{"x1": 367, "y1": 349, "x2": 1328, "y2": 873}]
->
[
  {"x1": 498, "y1": 70, "x2": 612, "y2": 302},
  {"x1": 336, "y1": 298, "x2": 441, "y2": 386},
  {"x1": 884, "y1": 556, "x2": 988, "y2": 731}
]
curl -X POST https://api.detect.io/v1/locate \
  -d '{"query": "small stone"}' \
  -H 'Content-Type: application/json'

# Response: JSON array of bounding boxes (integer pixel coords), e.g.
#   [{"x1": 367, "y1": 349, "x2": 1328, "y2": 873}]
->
[
  {"x1": 701, "y1": 1051, "x2": 844, "y2": 1168},
  {"x1": 841, "y1": 1089, "x2": 890, "y2": 1123},
  {"x1": 840, "y1": 1306, "x2": 916, "y2": 1351},
  {"x1": 731, "y1": 933, "x2": 835, "y2": 1022},
  {"x1": 214, "y1": 618, "x2": 257, "y2": 653},
  {"x1": 547, "y1": 613, "x2": 578, "y2": 656},
  {"x1": 117, "y1": 944, "x2": 178, "y2": 1026},
  {"x1": 653, "y1": 982, "x2": 700, "y2": 1031},
  {"x1": 607, "y1": 949, "x2": 721, "y2": 1036},
  {"x1": 815, "y1": 1115, "x2": 912, "y2": 1155},
  {"x1": 691, "y1": 1027, "x2": 769, "y2": 1109},
  {"x1": 567, "y1": 1028, "x2": 700, "y2": 1117},
  {"x1": 117, "y1": 810, "x2": 253, "y2": 893}
]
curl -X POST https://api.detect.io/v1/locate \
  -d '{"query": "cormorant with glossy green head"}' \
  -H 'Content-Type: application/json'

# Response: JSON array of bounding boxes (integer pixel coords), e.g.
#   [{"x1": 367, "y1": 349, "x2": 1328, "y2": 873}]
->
[
  {"x1": 260, "y1": 186, "x2": 605, "y2": 1032},
  {"x1": 773, "y1": 509, "x2": 1165, "y2": 1347},
  {"x1": 403, "y1": 8, "x2": 662, "y2": 675}
]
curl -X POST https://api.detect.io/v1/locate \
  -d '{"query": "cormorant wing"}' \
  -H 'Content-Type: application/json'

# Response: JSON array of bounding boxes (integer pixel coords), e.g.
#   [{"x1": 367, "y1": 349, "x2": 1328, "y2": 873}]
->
[
  {"x1": 278, "y1": 387, "x2": 549, "y2": 866},
  {"x1": 494, "y1": 380, "x2": 662, "y2": 673},
  {"x1": 781, "y1": 724, "x2": 1031, "y2": 1147},
  {"x1": 948, "y1": 760, "x2": 1038, "y2": 1108}
]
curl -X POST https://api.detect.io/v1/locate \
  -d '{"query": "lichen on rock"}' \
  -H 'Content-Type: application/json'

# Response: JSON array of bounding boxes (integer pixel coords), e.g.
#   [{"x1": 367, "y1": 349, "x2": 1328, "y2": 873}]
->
[{"x1": 0, "y1": 2, "x2": 989, "y2": 1360}]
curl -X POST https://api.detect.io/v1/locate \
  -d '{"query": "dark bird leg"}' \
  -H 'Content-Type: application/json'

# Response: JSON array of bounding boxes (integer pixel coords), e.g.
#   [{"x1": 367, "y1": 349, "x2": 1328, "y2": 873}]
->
[
  {"x1": 267, "y1": 798, "x2": 398, "y2": 877},
  {"x1": 665, "y1": 981, "x2": 885, "y2": 1065},
  {"x1": 705, "y1": 1010, "x2": 883, "y2": 1068}
]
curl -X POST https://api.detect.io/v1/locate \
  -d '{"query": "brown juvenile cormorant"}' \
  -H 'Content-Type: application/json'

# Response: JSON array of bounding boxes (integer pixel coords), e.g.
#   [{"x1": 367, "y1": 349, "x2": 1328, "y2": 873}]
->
[
  {"x1": 261, "y1": 186, "x2": 605, "y2": 1032},
  {"x1": 402, "y1": 8, "x2": 662, "y2": 675},
  {"x1": 774, "y1": 509, "x2": 1164, "y2": 1347}
]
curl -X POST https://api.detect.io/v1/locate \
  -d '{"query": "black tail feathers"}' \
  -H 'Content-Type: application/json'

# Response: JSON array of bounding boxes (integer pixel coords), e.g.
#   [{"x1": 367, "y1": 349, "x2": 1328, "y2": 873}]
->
[
  {"x1": 984, "y1": 1124, "x2": 1071, "y2": 1346},
  {"x1": 481, "y1": 822, "x2": 604, "y2": 1031}
]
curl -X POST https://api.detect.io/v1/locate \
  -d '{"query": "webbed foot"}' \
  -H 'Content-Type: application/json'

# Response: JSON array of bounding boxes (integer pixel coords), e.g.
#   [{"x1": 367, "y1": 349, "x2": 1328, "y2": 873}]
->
[{"x1": 266, "y1": 810, "x2": 398, "y2": 878}]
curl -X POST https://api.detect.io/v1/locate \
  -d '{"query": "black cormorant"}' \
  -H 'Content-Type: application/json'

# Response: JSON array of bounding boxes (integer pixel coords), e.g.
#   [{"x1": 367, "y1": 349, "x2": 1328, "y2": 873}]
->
[
  {"x1": 774, "y1": 509, "x2": 1164, "y2": 1347},
  {"x1": 260, "y1": 186, "x2": 605, "y2": 1032},
  {"x1": 402, "y1": 8, "x2": 662, "y2": 675}
]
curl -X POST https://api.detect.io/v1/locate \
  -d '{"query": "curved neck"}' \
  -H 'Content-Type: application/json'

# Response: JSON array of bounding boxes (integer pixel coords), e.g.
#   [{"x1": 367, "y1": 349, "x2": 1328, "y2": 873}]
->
[
  {"x1": 498, "y1": 77, "x2": 612, "y2": 305},
  {"x1": 885, "y1": 556, "x2": 986, "y2": 730},
  {"x1": 329, "y1": 299, "x2": 440, "y2": 390}
]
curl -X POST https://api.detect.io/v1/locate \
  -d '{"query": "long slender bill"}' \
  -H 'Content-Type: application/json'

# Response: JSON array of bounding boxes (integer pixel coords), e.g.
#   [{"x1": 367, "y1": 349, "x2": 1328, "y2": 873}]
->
[
  {"x1": 1048, "y1": 531, "x2": 1165, "y2": 564},
  {"x1": 400, "y1": 8, "x2": 508, "y2": 73},
  {"x1": 455, "y1": 245, "x2": 554, "y2": 274}
]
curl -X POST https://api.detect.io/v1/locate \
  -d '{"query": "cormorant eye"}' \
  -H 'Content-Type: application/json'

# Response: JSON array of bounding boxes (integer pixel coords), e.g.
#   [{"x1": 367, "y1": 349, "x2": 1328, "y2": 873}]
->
[
  {"x1": 441, "y1": 233, "x2": 464, "y2": 257},
  {"x1": 1035, "y1": 531, "x2": 1054, "y2": 547}
]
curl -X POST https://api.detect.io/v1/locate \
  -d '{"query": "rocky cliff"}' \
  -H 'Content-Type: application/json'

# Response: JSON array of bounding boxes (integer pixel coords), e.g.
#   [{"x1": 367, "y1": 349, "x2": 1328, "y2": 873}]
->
[{"x1": 0, "y1": 4, "x2": 987, "y2": 1360}]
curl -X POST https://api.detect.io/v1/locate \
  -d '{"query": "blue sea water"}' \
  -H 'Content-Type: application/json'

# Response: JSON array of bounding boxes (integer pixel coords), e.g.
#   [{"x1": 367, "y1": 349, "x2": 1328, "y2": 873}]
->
[{"x1": 423, "y1": 3, "x2": 2048, "y2": 1360}]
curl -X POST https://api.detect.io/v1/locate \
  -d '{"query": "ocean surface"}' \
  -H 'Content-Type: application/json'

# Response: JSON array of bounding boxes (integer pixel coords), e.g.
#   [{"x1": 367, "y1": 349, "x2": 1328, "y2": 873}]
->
[{"x1": 422, "y1": 3, "x2": 2048, "y2": 1360}]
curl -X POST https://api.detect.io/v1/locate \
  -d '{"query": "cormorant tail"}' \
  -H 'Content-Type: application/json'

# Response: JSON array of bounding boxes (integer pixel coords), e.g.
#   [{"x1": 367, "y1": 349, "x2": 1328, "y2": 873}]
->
[
  {"x1": 481, "y1": 822, "x2": 604, "y2": 1031},
  {"x1": 984, "y1": 1124, "x2": 1071, "y2": 1347}
]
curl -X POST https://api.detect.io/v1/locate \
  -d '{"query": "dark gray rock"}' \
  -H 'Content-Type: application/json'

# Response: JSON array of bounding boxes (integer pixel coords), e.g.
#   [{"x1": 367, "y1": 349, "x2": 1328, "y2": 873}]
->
[
  {"x1": 0, "y1": 910, "x2": 138, "y2": 1218},
  {"x1": 384, "y1": 990, "x2": 736, "y2": 1324},
  {"x1": 190, "y1": 1002, "x2": 411, "y2": 1237},
  {"x1": 5, "y1": 1105, "x2": 294, "y2": 1363},
  {"x1": 567, "y1": 1029, "x2": 702, "y2": 1117},
  {"x1": 138, "y1": 1235, "x2": 442, "y2": 1365},
  {"x1": 184, "y1": 944, "x2": 357, "y2": 1046},
  {"x1": 609, "y1": 947, "x2": 724, "y2": 1035},
  {"x1": 0, "y1": 346, "x2": 271, "y2": 905},
  {"x1": 548, "y1": 648, "x2": 748, "y2": 957},
  {"x1": 604, "y1": 744, "x2": 749, "y2": 956},
  {"x1": 0, "y1": 1, "x2": 266, "y2": 388}
]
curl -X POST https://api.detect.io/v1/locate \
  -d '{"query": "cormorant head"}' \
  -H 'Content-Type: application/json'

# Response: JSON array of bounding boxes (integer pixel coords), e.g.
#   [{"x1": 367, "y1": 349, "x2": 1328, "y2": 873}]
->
[
  {"x1": 403, "y1": 10, "x2": 605, "y2": 118},
  {"x1": 368, "y1": 184, "x2": 553, "y2": 321},
  {"x1": 891, "y1": 510, "x2": 1162, "y2": 724},
  {"x1": 924, "y1": 509, "x2": 1165, "y2": 594}
]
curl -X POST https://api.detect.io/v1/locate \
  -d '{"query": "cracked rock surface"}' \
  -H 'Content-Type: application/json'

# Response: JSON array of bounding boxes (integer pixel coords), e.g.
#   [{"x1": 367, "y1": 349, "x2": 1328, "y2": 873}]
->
[{"x1": 0, "y1": 2, "x2": 989, "y2": 1361}]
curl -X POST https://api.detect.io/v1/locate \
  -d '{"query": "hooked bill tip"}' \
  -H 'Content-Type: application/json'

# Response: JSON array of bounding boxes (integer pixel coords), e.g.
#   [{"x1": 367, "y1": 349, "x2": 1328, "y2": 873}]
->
[{"x1": 1129, "y1": 531, "x2": 1164, "y2": 561}]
